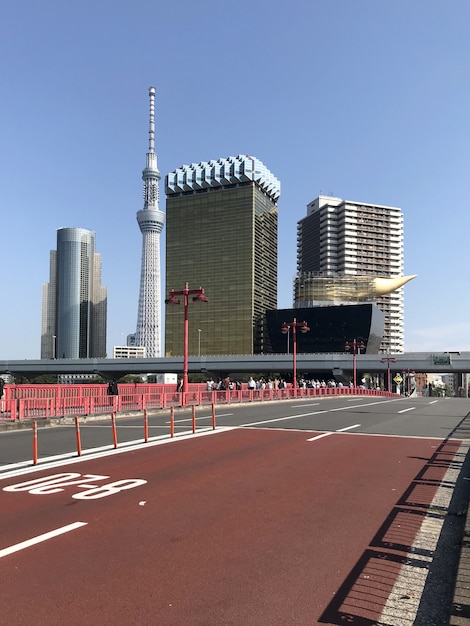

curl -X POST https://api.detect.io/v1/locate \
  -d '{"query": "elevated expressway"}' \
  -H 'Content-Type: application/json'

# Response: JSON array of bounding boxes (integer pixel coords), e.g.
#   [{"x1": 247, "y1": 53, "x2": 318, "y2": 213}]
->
[{"x1": 0, "y1": 352, "x2": 468, "y2": 379}]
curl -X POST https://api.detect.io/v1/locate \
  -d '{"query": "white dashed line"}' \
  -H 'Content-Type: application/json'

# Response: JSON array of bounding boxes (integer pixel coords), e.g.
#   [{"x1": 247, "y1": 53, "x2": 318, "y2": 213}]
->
[{"x1": 0, "y1": 522, "x2": 87, "y2": 559}]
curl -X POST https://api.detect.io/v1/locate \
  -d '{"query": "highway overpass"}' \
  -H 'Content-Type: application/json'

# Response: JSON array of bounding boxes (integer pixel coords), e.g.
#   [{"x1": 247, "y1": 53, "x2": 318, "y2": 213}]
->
[{"x1": 0, "y1": 351, "x2": 468, "y2": 379}]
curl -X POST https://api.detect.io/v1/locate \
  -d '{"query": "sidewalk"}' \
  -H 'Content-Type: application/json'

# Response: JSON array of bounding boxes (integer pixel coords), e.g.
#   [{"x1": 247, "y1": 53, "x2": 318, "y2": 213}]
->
[{"x1": 451, "y1": 505, "x2": 470, "y2": 624}]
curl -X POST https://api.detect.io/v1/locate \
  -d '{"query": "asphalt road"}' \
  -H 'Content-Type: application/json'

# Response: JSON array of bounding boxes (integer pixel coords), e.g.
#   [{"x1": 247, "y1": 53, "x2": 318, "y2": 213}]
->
[{"x1": 1, "y1": 396, "x2": 470, "y2": 625}]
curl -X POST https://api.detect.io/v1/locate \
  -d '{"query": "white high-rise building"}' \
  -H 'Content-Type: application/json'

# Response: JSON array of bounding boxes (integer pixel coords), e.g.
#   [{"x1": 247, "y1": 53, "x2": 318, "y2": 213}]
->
[
  {"x1": 296, "y1": 195, "x2": 405, "y2": 353},
  {"x1": 135, "y1": 87, "x2": 165, "y2": 357}
]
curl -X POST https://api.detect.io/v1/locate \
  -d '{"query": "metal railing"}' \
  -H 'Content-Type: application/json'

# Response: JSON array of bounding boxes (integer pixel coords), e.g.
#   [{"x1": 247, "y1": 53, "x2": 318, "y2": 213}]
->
[{"x1": 0, "y1": 383, "x2": 395, "y2": 422}]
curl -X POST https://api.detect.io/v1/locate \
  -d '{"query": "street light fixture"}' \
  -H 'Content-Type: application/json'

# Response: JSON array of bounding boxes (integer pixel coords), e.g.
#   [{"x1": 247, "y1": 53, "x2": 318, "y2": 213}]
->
[
  {"x1": 345, "y1": 338, "x2": 365, "y2": 388},
  {"x1": 165, "y1": 282, "x2": 208, "y2": 393},
  {"x1": 281, "y1": 318, "x2": 309, "y2": 390},
  {"x1": 380, "y1": 353, "x2": 397, "y2": 392},
  {"x1": 402, "y1": 368, "x2": 415, "y2": 397}
]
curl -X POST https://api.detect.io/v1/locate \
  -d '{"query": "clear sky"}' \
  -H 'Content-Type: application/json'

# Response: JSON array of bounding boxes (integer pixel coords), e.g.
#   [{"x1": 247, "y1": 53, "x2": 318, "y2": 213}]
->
[{"x1": 1, "y1": 0, "x2": 469, "y2": 359}]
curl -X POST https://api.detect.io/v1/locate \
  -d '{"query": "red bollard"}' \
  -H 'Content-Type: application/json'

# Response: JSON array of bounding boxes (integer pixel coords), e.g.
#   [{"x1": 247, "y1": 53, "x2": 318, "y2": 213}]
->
[
  {"x1": 111, "y1": 413, "x2": 118, "y2": 449},
  {"x1": 74, "y1": 416, "x2": 82, "y2": 456},
  {"x1": 170, "y1": 406, "x2": 175, "y2": 438},
  {"x1": 211, "y1": 403, "x2": 216, "y2": 430},
  {"x1": 143, "y1": 409, "x2": 149, "y2": 443},
  {"x1": 32, "y1": 421, "x2": 38, "y2": 465},
  {"x1": 191, "y1": 405, "x2": 196, "y2": 434}
]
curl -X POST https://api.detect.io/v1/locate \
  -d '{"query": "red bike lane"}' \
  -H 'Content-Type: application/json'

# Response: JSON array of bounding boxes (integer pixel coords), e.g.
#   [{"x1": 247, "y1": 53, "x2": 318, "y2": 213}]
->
[{"x1": 0, "y1": 427, "x2": 460, "y2": 625}]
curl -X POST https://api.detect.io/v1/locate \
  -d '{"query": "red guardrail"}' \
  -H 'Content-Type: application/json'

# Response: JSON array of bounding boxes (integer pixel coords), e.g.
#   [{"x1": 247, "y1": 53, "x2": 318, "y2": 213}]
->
[{"x1": 0, "y1": 384, "x2": 395, "y2": 422}]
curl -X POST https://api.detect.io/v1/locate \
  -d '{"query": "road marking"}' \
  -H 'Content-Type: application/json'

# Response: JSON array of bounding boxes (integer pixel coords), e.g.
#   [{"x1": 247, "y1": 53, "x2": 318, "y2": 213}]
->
[
  {"x1": 330, "y1": 398, "x2": 403, "y2": 411},
  {"x1": 168, "y1": 413, "x2": 233, "y2": 424},
  {"x1": 291, "y1": 403, "x2": 320, "y2": 408},
  {"x1": 398, "y1": 407, "x2": 416, "y2": 414},
  {"x1": 240, "y1": 398, "x2": 401, "y2": 428},
  {"x1": 336, "y1": 424, "x2": 361, "y2": 432},
  {"x1": 307, "y1": 423, "x2": 361, "y2": 441},
  {"x1": 306, "y1": 432, "x2": 331, "y2": 442},
  {"x1": 241, "y1": 411, "x2": 327, "y2": 427},
  {"x1": 0, "y1": 522, "x2": 87, "y2": 559},
  {"x1": 0, "y1": 427, "x2": 236, "y2": 481},
  {"x1": 429, "y1": 400, "x2": 439, "y2": 405}
]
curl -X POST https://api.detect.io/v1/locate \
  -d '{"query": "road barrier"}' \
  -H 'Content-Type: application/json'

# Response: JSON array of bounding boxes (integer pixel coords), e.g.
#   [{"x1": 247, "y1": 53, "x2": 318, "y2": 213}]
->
[
  {"x1": 32, "y1": 421, "x2": 38, "y2": 465},
  {"x1": 143, "y1": 409, "x2": 149, "y2": 443},
  {"x1": 1, "y1": 383, "x2": 396, "y2": 423},
  {"x1": 75, "y1": 416, "x2": 82, "y2": 456},
  {"x1": 27, "y1": 401, "x2": 220, "y2": 467},
  {"x1": 111, "y1": 413, "x2": 118, "y2": 449}
]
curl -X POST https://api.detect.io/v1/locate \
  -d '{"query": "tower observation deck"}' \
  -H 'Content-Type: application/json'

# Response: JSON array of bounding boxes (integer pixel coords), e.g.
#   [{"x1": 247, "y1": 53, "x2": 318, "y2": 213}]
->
[{"x1": 135, "y1": 87, "x2": 165, "y2": 357}]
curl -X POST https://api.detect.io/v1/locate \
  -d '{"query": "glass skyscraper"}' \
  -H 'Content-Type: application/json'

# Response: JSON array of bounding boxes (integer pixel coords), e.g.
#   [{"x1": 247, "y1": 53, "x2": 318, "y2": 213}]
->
[
  {"x1": 165, "y1": 155, "x2": 280, "y2": 356},
  {"x1": 41, "y1": 228, "x2": 107, "y2": 359}
]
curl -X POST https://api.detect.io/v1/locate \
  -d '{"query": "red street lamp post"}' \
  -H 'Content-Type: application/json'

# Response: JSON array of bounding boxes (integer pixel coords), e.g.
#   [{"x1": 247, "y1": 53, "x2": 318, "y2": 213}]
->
[
  {"x1": 165, "y1": 282, "x2": 208, "y2": 394},
  {"x1": 380, "y1": 354, "x2": 397, "y2": 392},
  {"x1": 281, "y1": 318, "x2": 309, "y2": 390},
  {"x1": 345, "y1": 339, "x2": 365, "y2": 388}
]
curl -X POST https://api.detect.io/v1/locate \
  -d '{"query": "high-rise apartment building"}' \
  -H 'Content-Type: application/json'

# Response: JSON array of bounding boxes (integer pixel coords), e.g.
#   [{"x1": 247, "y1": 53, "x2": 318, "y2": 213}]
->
[
  {"x1": 41, "y1": 228, "x2": 107, "y2": 359},
  {"x1": 135, "y1": 87, "x2": 165, "y2": 357},
  {"x1": 296, "y1": 195, "x2": 405, "y2": 352},
  {"x1": 165, "y1": 155, "x2": 280, "y2": 356}
]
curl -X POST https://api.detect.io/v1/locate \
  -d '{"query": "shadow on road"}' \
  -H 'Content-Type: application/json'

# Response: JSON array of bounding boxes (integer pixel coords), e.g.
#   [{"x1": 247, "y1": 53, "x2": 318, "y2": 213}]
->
[{"x1": 319, "y1": 414, "x2": 470, "y2": 625}]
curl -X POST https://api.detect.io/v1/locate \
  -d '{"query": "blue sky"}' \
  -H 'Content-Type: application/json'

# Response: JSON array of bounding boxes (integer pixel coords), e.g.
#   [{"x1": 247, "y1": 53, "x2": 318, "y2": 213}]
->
[{"x1": 1, "y1": 0, "x2": 469, "y2": 359}]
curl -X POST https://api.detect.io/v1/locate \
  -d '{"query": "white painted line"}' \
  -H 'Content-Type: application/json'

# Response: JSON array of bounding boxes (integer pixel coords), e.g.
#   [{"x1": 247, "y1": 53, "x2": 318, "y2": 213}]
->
[
  {"x1": 398, "y1": 407, "x2": 416, "y2": 414},
  {"x1": 307, "y1": 423, "x2": 361, "y2": 441},
  {"x1": 240, "y1": 398, "x2": 400, "y2": 428},
  {"x1": 0, "y1": 522, "x2": 87, "y2": 559},
  {"x1": 0, "y1": 427, "x2": 236, "y2": 481},
  {"x1": 429, "y1": 400, "x2": 439, "y2": 405},
  {"x1": 291, "y1": 403, "x2": 320, "y2": 408},
  {"x1": 306, "y1": 432, "x2": 332, "y2": 442},
  {"x1": 330, "y1": 398, "x2": 403, "y2": 411},
  {"x1": 336, "y1": 424, "x2": 361, "y2": 432},
  {"x1": 169, "y1": 413, "x2": 233, "y2": 424},
  {"x1": 241, "y1": 411, "x2": 326, "y2": 427}
]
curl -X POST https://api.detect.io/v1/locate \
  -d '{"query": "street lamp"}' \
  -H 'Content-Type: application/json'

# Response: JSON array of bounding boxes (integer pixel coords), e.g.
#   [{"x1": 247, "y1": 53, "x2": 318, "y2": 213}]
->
[
  {"x1": 402, "y1": 368, "x2": 415, "y2": 397},
  {"x1": 345, "y1": 339, "x2": 365, "y2": 388},
  {"x1": 281, "y1": 318, "x2": 309, "y2": 390},
  {"x1": 380, "y1": 353, "x2": 397, "y2": 392},
  {"x1": 198, "y1": 329, "x2": 201, "y2": 357},
  {"x1": 165, "y1": 282, "x2": 208, "y2": 393},
  {"x1": 52, "y1": 335, "x2": 56, "y2": 360}
]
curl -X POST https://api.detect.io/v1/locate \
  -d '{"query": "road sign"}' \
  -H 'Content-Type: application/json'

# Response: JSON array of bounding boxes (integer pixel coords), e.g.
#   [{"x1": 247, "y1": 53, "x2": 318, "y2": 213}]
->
[{"x1": 393, "y1": 374, "x2": 403, "y2": 384}]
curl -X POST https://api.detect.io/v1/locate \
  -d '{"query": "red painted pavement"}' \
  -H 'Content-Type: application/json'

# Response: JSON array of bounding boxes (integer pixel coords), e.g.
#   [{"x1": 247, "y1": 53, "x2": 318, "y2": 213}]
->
[{"x1": 0, "y1": 428, "x2": 460, "y2": 625}]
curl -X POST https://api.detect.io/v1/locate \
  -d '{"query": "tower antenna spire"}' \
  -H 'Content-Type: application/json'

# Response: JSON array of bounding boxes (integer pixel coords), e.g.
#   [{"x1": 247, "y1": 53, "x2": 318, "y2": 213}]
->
[{"x1": 148, "y1": 86, "x2": 155, "y2": 154}]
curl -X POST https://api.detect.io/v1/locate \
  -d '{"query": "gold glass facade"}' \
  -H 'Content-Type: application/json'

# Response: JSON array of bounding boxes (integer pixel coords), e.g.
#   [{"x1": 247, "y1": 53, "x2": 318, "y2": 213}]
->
[
  {"x1": 165, "y1": 182, "x2": 278, "y2": 356},
  {"x1": 295, "y1": 273, "x2": 376, "y2": 304}
]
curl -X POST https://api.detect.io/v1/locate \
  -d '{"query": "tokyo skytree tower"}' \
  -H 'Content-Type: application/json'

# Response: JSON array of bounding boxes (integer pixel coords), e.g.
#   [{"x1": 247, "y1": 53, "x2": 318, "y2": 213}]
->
[{"x1": 135, "y1": 87, "x2": 165, "y2": 357}]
